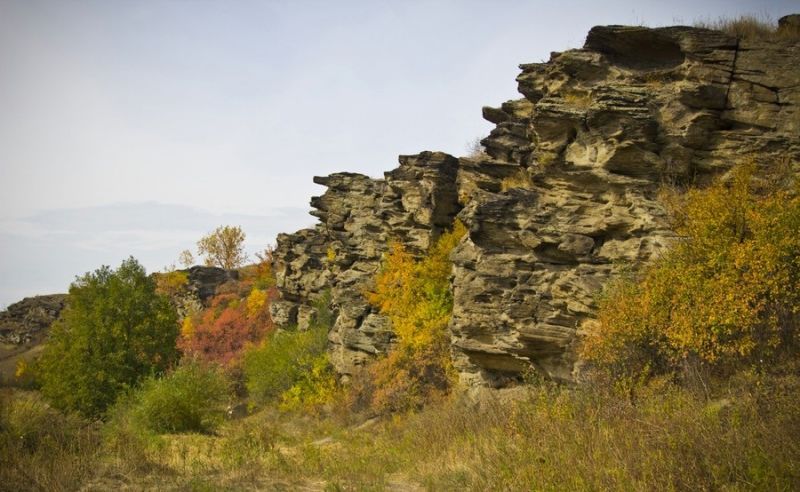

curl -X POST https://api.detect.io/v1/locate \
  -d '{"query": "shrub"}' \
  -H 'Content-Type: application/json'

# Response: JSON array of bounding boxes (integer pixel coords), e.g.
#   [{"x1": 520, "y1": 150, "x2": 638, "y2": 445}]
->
[
  {"x1": 112, "y1": 360, "x2": 232, "y2": 434},
  {"x1": 367, "y1": 221, "x2": 466, "y2": 350},
  {"x1": 582, "y1": 163, "x2": 800, "y2": 379},
  {"x1": 154, "y1": 269, "x2": 189, "y2": 298},
  {"x1": 254, "y1": 247, "x2": 277, "y2": 289},
  {"x1": 179, "y1": 287, "x2": 276, "y2": 368},
  {"x1": 243, "y1": 294, "x2": 333, "y2": 406},
  {"x1": 355, "y1": 221, "x2": 466, "y2": 413},
  {"x1": 38, "y1": 257, "x2": 179, "y2": 418},
  {"x1": 279, "y1": 353, "x2": 337, "y2": 413},
  {"x1": 0, "y1": 390, "x2": 100, "y2": 489}
]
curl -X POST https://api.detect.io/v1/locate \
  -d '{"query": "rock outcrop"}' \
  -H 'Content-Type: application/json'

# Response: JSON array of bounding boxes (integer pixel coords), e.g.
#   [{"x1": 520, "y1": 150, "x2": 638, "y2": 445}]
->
[
  {"x1": 0, "y1": 294, "x2": 67, "y2": 345},
  {"x1": 272, "y1": 20, "x2": 800, "y2": 386},
  {"x1": 272, "y1": 152, "x2": 461, "y2": 376},
  {"x1": 184, "y1": 265, "x2": 240, "y2": 303}
]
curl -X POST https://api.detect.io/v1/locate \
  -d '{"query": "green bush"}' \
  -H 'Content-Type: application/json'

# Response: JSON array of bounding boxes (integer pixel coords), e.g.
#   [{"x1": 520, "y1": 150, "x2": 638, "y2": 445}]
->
[
  {"x1": 114, "y1": 360, "x2": 232, "y2": 434},
  {"x1": 243, "y1": 294, "x2": 332, "y2": 405},
  {"x1": 38, "y1": 257, "x2": 179, "y2": 418}
]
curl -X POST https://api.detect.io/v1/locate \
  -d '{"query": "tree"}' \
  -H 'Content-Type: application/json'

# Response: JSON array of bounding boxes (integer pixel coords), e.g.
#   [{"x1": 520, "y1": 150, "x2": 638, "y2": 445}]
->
[
  {"x1": 178, "y1": 249, "x2": 195, "y2": 268},
  {"x1": 38, "y1": 257, "x2": 179, "y2": 418},
  {"x1": 358, "y1": 220, "x2": 466, "y2": 412},
  {"x1": 197, "y1": 225, "x2": 248, "y2": 269},
  {"x1": 582, "y1": 163, "x2": 800, "y2": 379}
]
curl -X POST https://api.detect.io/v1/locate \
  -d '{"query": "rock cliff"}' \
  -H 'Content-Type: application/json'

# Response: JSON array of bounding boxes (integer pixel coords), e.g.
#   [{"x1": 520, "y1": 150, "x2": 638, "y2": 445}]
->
[
  {"x1": 273, "y1": 19, "x2": 800, "y2": 385},
  {"x1": 0, "y1": 294, "x2": 68, "y2": 346}
]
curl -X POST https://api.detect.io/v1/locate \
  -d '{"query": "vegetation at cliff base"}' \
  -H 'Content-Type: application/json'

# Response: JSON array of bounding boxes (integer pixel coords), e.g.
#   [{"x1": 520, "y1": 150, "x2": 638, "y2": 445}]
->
[
  {"x1": 37, "y1": 257, "x2": 179, "y2": 418},
  {"x1": 354, "y1": 220, "x2": 466, "y2": 413},
  {"x1": 110, "y1": 360, "x2": 232, "y2": 434},
  {"x1": 583, "y1": 163, "x2": 800, "y2": 381},
  {"x1": 243, "y1": 293, "x2": 336, "y2": 411}
]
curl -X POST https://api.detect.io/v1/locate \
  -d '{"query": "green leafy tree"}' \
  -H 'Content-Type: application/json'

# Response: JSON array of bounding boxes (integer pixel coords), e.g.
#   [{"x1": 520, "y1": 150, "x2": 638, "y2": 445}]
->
[
  {"x1": 38, "y1": 257, "x2": 179, "y2": 418},
  {"x1": 197, "y1": 225, "x2": 248, "y2": 269}
]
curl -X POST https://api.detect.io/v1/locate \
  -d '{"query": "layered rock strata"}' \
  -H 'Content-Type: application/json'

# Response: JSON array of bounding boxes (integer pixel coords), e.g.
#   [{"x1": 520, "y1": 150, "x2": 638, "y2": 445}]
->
[
  {"x1": 0, "y1": 294, "x2": 68, "y2": 345},
  {"x1": 271, "y1": 152, "x2": 461, "y2": 376},
  {"x1": 272, "y1": 21, "x2": 800, "y2": 385}
]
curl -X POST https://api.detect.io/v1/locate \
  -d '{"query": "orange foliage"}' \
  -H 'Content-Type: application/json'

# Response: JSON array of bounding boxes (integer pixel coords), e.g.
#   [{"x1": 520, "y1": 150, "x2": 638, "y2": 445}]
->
[{"x1": 179, "y1": 286, "x2": 277, "y2": 367}]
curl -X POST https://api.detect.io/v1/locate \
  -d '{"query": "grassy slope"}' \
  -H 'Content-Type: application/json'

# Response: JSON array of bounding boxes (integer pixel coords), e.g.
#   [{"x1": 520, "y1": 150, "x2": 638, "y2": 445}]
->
[{"x1": 6, "y1": 367, "x2": 798, "y2": 491}]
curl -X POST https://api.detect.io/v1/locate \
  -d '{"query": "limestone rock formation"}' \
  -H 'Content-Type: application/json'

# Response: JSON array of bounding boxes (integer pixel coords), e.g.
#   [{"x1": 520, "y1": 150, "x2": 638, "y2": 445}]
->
[
  {"x1": 272, "y1": 20, "x2": 800, "y2": 386},
  {"x1": 184, "y1": 265, "x2": 240, "y2": 303},
  {"x1": 272, "y1": 152, "x2": 461, "y2": 376},
  {"x1": 0, "y1": 294, "x2": 67, "y2": 345}
]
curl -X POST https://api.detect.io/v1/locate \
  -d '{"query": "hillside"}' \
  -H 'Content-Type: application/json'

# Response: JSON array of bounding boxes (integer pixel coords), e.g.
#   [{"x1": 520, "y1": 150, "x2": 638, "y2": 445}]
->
[{"x1": 2, "y1": 16, "x2": 800, "y2": 491}]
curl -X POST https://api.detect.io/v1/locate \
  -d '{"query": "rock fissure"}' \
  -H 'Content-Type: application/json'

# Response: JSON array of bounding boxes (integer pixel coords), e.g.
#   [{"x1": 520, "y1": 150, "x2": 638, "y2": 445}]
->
[{"x1": 723, "y1": 39, "x2": 741, "y2": 111}]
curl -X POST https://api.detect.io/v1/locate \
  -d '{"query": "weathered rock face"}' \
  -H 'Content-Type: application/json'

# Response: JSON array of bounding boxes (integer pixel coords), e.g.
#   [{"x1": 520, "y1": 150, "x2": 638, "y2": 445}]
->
[
  {"x1": 271, "y1": 152, "x2": 461, "y2": 376},
  {"x1": 451, "y1": 24, "x2": 799, "y2": 386},
  {"x1": 184, "y1": 266, "x2": 239, "y2": 303},
  {"x1": 273, "y1": 21, "x2": 800, "y2": 386},
  {"x1": 0, "y1": 294, "x2": 68, "y2": 345}
]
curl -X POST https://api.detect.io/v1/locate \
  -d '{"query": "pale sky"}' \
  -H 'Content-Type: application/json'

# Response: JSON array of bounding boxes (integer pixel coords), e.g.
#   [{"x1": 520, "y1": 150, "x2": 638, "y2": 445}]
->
[{"x1": 1, "y1": 0, "x2": 797, "y2": 307}]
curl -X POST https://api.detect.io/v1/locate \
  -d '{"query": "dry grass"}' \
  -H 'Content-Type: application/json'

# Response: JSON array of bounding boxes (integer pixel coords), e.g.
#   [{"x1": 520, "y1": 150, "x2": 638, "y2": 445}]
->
[
  {"x1": 0, "y1": 390, "x2": 101, "y2": 492},
  {"x1": 500, "y1": 168, "x2": 535, "y2": 191},
  {"x1": 281, "y1": 373, "x2": 800, "y2": 491},
  {"x1": 695, "y1": 14, "x2": 800, "y2": 42},
  {"x1": 464, "y1": 137, "x2": 489, "y2": 160},
  {"x1": 3, "y1": 370, "x2": 800, "y2": 490}
]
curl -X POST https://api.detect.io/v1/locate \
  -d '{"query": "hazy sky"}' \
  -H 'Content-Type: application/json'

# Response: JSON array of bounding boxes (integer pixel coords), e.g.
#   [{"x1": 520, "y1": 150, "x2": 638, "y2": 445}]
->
[{"x1": 1, "y1": 0, "x2": 797, "y2": 307}]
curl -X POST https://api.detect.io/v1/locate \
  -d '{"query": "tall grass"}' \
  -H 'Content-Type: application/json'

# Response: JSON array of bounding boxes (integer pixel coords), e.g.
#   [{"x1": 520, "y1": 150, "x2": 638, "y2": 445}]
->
[
  {"x1": 695, "y1": 14, "x2": 800, "y2": 42},
  {"x1": 0, "y1": 390, "x2": 100, "y2": 491},
  {"x1": 271, "y1": 372, "x2": 800, "y2": 490},
  {"x1": 3, "y1": 370, "x2": 799, "y2": 490}
]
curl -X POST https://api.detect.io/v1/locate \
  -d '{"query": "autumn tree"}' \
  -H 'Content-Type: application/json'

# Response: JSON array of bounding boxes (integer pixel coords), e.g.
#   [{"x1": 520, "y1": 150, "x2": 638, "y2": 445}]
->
[
  {"x1": 38, "y1": 257, "x2": 179, "y2": 418},
  {"x1": 356, "y1": 220, "x2": 467, "y2": 412},
  {"x1": 197, "y1": 225, "x2": 248, "y2": 269},
  {"x1": 582, "y1": 163, "x2": 800, "y2": 379},
  {"x1": 179, "y1": 288, "x2": 276, "y2": 368},
  {"x1": 178, "y1": 249, "x2": 195, "y2": 268}
]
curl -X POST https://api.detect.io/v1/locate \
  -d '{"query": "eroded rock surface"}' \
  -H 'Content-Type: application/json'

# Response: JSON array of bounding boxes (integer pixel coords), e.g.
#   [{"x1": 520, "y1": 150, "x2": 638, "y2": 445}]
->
[
  {"x1": 273, "y1": 22, "x2": 800, "y2": 386},
  {"x1": 272, "y1": 152, "x2": 461, "y2": 376},
  {"x1": 183, "y1": 266, "x2": 240, "y2": 303},
  {"x1": 0, "y1": 294, "x2": 67, "y2": 345}
]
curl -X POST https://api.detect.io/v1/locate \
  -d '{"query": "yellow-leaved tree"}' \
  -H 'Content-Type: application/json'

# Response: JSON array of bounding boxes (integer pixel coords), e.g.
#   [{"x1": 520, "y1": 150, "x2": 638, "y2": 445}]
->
[
  {"x1": 356, "y1": 220, "x2": 467, "y2": 413},
  {"x1": 582, "y1": 162, "x2": 800, "y2": 380},
  {"x1": 197, "y1": 225, "x2": 248, "y2": 269}
]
